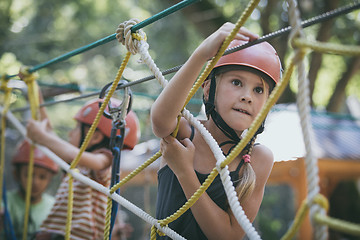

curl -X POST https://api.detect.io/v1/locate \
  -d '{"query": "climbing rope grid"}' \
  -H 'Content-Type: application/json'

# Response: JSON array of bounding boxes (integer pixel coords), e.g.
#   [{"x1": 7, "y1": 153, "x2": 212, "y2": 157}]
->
[{"x1": 1, "y1": 0, "x2": 360, "y2": 239}]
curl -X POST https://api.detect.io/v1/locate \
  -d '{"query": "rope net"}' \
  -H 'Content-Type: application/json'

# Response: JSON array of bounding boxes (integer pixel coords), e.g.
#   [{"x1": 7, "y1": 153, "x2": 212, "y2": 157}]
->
[{"x1": 1, "y1": 0, "x2": 360, "y2": 239}]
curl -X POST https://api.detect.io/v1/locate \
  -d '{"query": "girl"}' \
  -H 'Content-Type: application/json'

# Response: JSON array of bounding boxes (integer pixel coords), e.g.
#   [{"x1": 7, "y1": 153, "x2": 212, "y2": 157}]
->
[
  {"x1": 26, "y1": 98, "x2": 140, "y2": 240},
  {"x1": 151, "y1": 23, "x2": 281, "y2": 240},
  {"x1": 2, "y1": 140, "x2": 58, "y2": 240}
]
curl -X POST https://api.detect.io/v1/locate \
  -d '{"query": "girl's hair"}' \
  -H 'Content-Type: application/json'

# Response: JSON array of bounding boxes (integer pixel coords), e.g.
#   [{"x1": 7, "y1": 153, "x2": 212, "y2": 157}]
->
[
  {"x1": 236, "y1": 75, "x2": 272, "y2": 202},
  {"x1": 204, "y1": 66, "x2": 274, "y2": 202},
  {"x1": 236, "y1": 137, "x2": 257, "y2": 202}
]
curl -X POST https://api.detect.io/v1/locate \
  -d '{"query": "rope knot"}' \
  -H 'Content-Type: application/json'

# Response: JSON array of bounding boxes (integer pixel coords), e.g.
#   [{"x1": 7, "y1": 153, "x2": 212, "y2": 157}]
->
[
  {"x1": 19, "y1": 66, "x2": 38, "y2": 83},
  {"x1": 116, "y1": 18, "x2": 147, "y2": 55},
  {"x1": 154, "y1": 221, "x2": 168, "y2": 237},
  {"x1": 312, "y1": 193, "x2": 329, "y2": 212}
]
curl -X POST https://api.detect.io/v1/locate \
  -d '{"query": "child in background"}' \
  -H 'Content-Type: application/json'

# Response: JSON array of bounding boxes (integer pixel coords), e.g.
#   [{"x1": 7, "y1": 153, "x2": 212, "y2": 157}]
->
[
  {"x1": 1, "y1": 140, "x2": 58, "y2": 240},
  {"x1": 151, "y1": 22, "x2": 281, "y2": 239},
  {"x1": 26, "y1": 98, "x2": 140, "y2": 240}
]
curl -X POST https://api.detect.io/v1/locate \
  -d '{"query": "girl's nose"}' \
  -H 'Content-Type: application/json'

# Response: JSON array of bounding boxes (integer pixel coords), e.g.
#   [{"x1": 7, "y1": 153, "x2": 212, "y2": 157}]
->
[{"x1": 241, "y1": 89, "x2": 252, "y2": 103}]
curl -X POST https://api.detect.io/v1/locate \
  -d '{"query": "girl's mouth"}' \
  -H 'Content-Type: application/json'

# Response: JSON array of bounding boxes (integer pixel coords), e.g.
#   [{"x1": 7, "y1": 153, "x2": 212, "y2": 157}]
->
[{"x1": 234, "y1": 108, "x2": 250, "y2": 115}]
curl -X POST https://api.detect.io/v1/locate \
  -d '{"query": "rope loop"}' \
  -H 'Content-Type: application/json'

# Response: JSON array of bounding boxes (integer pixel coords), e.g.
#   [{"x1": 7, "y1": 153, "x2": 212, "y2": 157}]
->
[
  {"x1": 312, "y1": 193, "x2": 329, "y2": 212},
  {"x1": 116, "y1": 18, "x2": 147, "y2": 55},
  {"x1": 18, "y1": 66, "x2": 38, "y2": 84},
  {"x1": 156, "y1": 221, "x2": 167, "y2": 237}
]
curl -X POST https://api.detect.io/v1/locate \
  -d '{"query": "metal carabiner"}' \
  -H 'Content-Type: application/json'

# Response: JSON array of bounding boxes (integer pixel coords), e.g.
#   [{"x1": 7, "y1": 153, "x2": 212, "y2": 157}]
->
[{"x1": 99, "y1": 79, "x2": 132, "y2": 124}]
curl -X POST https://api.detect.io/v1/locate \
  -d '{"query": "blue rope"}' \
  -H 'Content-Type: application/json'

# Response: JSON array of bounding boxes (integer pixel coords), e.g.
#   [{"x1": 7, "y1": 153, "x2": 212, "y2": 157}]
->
[
  {"x1": 2, "y1": 180, "x2": 17, "y2": 240},
  {"x1": 109, "y1": 126, "x2": 125, "y2": 238}
]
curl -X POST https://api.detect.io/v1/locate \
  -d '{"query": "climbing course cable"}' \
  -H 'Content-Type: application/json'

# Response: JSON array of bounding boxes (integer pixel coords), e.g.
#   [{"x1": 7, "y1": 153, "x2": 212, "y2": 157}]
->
[
  {"x1": 7, "y1": 1, "x2": 360, "y2": 114},
  {"x1": 4, "y1": 0, "x2": 200, "y2": 79},
  {"x1": 280, "y1": 0, "x2": 360, "y2": 239},
  {"x1": 1, "y1": 0, "x2": 360, "y2": 239}
]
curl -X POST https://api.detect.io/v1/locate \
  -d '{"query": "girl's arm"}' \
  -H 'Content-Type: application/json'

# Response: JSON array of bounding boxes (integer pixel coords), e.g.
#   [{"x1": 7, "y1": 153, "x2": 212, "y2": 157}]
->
[
  {"x1": 26, "y1": 119, "x2": 111, "y2": 171},
  {"x1": 160, "y1": 136, "x2": 273, "y2": 240},
  {"x1": 151, "y1": 23, "x2": 258, "y2": 138}
]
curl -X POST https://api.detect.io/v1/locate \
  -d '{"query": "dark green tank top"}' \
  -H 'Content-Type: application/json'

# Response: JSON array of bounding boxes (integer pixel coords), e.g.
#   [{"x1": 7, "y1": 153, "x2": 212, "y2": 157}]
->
[{"x1": 155, "y1": 161, "x2": 243, "y2": 240}]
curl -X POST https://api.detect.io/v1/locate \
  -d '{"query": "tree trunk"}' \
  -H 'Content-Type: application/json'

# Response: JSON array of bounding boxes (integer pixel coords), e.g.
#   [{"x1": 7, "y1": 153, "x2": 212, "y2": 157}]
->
[
  {"x1": 259, "y1": 0, "x2": 296, "y2": 104},
  {"x1": 326, "y1": 56, "x2": 360, "y2": 113},
  {"x1": 308, "y1": 0, "x2": 339, "y2": 106}
]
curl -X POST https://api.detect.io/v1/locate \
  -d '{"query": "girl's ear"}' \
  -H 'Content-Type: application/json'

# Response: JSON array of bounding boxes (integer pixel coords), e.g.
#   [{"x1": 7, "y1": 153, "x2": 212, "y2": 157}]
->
[{"x1": 202, "y1": 80, "x2": 211, "y2": 101}]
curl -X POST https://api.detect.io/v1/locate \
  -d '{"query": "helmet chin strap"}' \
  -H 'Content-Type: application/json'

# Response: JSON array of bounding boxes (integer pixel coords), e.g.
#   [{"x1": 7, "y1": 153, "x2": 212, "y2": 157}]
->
[{"x1": 204, "y1": 73, "x2": 264, "y2": 156}]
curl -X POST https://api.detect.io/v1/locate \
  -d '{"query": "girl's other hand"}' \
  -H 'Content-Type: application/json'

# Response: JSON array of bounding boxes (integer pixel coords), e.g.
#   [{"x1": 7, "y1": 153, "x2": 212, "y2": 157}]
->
[
  {"x1": 160, "y1": 135, "x2": 195, "y2": 177},
  {"x1": 26, "y1": 118, "x2": 53, "y2": 145}
]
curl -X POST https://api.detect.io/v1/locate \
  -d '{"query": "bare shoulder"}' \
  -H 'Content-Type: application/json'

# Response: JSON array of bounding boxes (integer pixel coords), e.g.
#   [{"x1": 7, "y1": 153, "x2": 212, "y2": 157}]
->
[{"x1": 251, "y1": 144, "x2": 274, "y2": 185}]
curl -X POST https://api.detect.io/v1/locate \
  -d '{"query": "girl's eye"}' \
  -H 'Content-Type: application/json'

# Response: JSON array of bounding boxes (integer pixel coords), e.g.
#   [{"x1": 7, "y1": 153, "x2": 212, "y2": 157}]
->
[
  {"x1": 232, "y1": 79, "x2": 242, "y2": 87},
  {"x1": 254, "y1": 87, "x2": 264, "y2": 94}
]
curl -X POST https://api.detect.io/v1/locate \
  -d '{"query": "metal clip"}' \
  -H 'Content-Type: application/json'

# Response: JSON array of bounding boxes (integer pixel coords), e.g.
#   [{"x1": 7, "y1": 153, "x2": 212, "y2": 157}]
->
[{"x1": 99, "y1": 80, "x2": 132, "y2": 128}]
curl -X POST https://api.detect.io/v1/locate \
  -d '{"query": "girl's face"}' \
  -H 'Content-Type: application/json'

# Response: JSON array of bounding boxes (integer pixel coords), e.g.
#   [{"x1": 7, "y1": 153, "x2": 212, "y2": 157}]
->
[
  {"x1": 19, "y1": 165, "x2": 53, "y2": 203},
  {"x1": 214, "y1": 70, "x2": 269, "y2": 133},
  {"x1": 68, "y1": 121, "x2": 104, "y2": 149}
]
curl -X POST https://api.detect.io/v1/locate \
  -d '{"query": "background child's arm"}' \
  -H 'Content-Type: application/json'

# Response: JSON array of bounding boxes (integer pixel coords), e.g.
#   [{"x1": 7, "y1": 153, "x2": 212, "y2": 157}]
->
[{"x1": 26, "y1": 119, "x2": 111, "y2": 171}]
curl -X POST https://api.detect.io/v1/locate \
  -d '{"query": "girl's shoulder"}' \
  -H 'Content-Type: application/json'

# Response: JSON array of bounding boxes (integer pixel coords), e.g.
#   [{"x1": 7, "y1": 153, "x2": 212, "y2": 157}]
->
[{"x1": 251, "y1": 144, "x2": 274, "y2": 184}]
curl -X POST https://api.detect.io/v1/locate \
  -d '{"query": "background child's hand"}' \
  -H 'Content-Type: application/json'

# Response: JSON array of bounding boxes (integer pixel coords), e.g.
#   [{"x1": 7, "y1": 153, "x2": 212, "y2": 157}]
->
[
  {"x1": 194, "y1": 22, "x2": 259, "y2": 61},
  {"x1": 26, "y1": 118, "x2": 53, "y2": 145},
  {"x1": 160, "y1": 135, "x2": 195, "y2": 177}
]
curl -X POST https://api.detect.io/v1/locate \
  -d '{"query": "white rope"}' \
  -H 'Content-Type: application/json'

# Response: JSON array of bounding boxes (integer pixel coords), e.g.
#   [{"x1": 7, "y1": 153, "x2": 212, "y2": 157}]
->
[
  {"x1": 0, "y1": 107, "x2": 186, "y2": 240},
  {"x1": 183, "y1": 109, "x2": 261, "y2": 240},
  {"x1": 287, "y1": 0, "x2": 328, "y2": 239},
  {"x1": 134, "y1": 31, "x2": 260, "y2": 238}
]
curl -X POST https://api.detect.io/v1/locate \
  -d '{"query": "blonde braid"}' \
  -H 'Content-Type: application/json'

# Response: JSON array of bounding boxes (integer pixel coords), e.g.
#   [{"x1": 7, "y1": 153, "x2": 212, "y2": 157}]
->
[{"x1": 235, "y1": 136, "x2": 257, "y2": 202}]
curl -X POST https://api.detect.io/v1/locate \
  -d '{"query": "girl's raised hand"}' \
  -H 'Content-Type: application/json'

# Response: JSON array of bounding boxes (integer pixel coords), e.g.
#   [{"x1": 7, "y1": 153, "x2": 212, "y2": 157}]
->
[{"x1": 194, "y1": 22, "x2": 259, "y2": 61}]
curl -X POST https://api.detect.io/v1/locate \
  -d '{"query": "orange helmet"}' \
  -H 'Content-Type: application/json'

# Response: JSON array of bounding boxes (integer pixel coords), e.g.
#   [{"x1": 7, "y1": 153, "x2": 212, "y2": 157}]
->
[
  {"x1": 74, "y1": 98, "x2": 140, "y2": 150},
  {"x1": 213, "y1": 40, "x2": 281, "y2": 84},
  {"x1": 12, "y1": 140, "x2": 59, "y2": 173}
]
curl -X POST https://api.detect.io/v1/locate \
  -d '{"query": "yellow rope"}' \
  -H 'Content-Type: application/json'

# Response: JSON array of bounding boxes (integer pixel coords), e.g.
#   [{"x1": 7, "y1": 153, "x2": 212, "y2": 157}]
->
[
  {"x1": 312, "y1": 193, "x2": 329, "y2": 212},
  {"x1": 222, "y1": 49, "x2": 304, "y2": 168},
  {"x1": 281, "y1": 197, "x2": 311, "y2": 240},
  {"x1": 103, "y1": 197, "x2": 114, "y2": 240},
  {"x1": 153, "y1": 45, "x2": 300, "y2": 238},
  {"x1": 63, "y1": 51, "x2": 132, "y2": 239},
  {"x1": 155, "y1": 169, "x2": 219, "y2": 236},
  {"x1": 64, "y1": 172, "x2": 75, "y2": 240},
  {"x1": 151, "y1": 0, "x2": 271, "y2": 237},
  {"x1": 293, "y1": 38, "x2": 360, "y2": 56},
  {"x1": 156, "y1": 45, "x2": 299, "y2": 239},
  {"x1": 115, "y1": 151, "x2": 162, "y2": 189},
  {"x1": 312, "y1": 194, "x2": 360, "y2": 236},
  {"x1": 0, "y1": 76, "x2": 12, "y2": 209},
  {"x1": 314, "y1": 214, "x2": 360, "y2": 236},
  {"x1": 182, "y1": 0, "x2": 261, "y2": 109},
  {"x1": 280, "y1": 194, "x2": 327, "y2": 240},
  {"x1": 19, "y1": 66, "x2": 40, "y2": 240}
]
